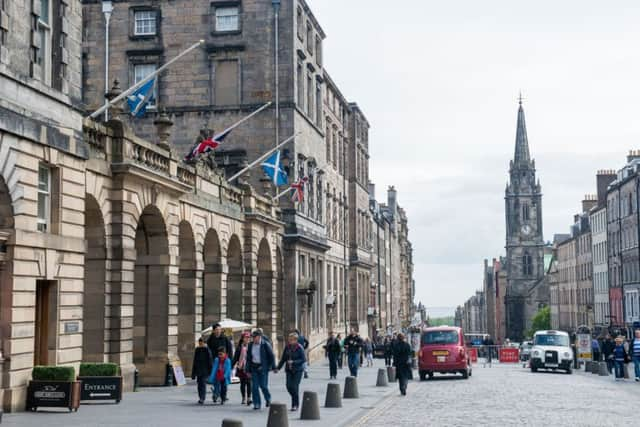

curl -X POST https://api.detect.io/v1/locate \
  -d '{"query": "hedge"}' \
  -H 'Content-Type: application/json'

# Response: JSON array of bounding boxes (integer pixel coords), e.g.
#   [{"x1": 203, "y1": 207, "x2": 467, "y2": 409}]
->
[
  {"x1": 79, "y1": 363, "x2": 120, "y2": 377},
  {"x1": 32, "y1": 366, "x2": 76, "y2": 382}
]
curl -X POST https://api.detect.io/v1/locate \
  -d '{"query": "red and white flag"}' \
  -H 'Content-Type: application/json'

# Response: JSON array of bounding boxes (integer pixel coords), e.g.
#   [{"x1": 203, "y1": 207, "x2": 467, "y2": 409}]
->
[{"x1": 291, "y1": 176, "x2": 308, "y2": 203}]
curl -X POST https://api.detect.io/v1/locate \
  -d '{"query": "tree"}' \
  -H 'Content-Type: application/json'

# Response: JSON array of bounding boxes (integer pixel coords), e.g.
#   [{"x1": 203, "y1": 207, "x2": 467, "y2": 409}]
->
[{"x1": 528, "y1": 306, "x2": 551, "y2": 338}]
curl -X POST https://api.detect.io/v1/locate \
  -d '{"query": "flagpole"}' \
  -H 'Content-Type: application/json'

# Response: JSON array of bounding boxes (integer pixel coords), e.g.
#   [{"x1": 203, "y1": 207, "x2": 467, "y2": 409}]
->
[
  {"x1": 215, "y1": 102, "x2": 272, "y2": 137},
  {"x1": 272, "y1": 186, "x2": 295, "y2": 202},
  {"x1": 227, "y1": 133, "x2": 299, "y2": 182},
  {"x1": 89, "y1": 40, "x2": 205, "y2": 119}
]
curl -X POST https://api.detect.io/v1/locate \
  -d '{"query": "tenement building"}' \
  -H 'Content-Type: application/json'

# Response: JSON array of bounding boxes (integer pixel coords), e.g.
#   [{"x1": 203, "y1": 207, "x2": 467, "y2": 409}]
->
[{"x1": 0, "y1": 0, "x2": 414, "y2": 411}]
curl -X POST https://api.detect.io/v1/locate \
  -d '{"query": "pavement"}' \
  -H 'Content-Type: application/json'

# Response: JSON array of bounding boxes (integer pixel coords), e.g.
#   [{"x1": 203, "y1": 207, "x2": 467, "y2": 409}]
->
[
  {"x1": 4, "y1": 359, "x2": 398, "y2": 427},
  {"x1": 349, "y1": 360, "x2": 640, "y2": 427}
]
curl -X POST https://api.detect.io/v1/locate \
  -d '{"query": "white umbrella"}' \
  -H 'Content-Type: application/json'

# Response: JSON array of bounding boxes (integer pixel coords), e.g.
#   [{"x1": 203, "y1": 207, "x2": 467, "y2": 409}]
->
[{"x1": 200, "y1": 319, "x2": 254, "y2": 337}]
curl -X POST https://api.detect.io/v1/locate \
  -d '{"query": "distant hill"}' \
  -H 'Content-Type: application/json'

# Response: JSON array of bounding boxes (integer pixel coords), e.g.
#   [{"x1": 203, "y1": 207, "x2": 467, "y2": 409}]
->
[
  {"x1": 429, "y1": 316, "x2": 455, "y2": 327},
  {"x1": 426, "y1": 307, "x2": 455, "y2": 318}
]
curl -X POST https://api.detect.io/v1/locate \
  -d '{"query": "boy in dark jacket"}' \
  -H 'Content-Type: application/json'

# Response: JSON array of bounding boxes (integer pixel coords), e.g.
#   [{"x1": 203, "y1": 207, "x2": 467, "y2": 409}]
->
[{"x1": 191, "y1": 338, "x2": 213, "y2": 404}]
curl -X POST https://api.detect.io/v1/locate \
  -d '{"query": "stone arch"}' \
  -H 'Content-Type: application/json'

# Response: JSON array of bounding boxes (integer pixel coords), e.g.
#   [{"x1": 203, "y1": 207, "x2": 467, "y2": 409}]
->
[
  {"x1": 203, "y1": 228, "x2": 223, "y2": 327},
  {"x1": 226, "y1": 235, "x2": 243, "y2": 320},
  {"x1": 178, "y1": 221, "x2": 196, "y2": 373},
  {"x1": 83, "y1": 195, "x2": 106, "y2": 362},
  {"x1": 257, "y1": 239, "x2": 273, "y2": 337},
  {"x1": 134, "y1": 205, "x2": 170, "y2": 384}
]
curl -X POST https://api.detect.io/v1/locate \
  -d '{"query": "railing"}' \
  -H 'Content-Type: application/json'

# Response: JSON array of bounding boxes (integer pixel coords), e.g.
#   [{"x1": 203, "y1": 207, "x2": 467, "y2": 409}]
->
[
  {"x1": 130, "y1": 140, "x2": 170, "y2": 175},
  {"x1": 177, "y1": 164, "x2": 196, "y2": 187},
  {"x1": 83, "y1": 121, "x2": 108, "y2": 159},
  {"x1": 224, "y1": 185, "x2": 243, "y2": 206}
]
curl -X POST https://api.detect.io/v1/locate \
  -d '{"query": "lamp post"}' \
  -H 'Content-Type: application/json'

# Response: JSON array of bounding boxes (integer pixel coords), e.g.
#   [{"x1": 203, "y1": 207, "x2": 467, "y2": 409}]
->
[{"x1": 102, "y1": 1, "x2": 113, "y2": 122}]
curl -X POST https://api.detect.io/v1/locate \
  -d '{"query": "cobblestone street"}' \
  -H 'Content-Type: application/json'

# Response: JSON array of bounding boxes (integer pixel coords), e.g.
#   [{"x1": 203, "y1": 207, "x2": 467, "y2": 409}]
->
[{"x1": 352, "y1": 363, "x2": 640, "y2": 427}]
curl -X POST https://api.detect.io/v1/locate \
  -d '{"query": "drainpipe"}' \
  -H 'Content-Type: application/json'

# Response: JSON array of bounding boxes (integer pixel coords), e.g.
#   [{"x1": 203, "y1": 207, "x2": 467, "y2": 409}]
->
[{"x1": 102, "y1": 1, "x2": 113, "y2": 122}]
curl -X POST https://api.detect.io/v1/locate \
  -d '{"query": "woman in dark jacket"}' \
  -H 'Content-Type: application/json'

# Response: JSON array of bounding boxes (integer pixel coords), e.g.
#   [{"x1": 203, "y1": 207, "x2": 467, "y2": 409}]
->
[
  {"x1": 232, "y1": 332, "x2": 252, "y2": 405},
  {"x1": 276, "y1": 332, "x2": 307, "y2": 411},
  {"x1": 191, "y1": 337, "x2": 213, "y2": 404},
  {"x1": 392, "y1": 333, "x2": 413, "y2": 396}
]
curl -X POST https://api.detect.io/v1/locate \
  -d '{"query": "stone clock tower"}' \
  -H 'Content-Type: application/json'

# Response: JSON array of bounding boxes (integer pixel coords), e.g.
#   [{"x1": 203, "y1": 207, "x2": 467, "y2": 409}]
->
[{"x1": 504, "y1": 99, "x2": 545, "y2": 341}]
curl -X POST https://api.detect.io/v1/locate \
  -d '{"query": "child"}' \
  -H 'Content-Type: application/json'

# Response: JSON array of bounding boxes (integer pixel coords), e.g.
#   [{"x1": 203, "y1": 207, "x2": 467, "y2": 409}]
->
[
  {"x1": 191, "y1": 338, "x2": 212, "y2": 404},
  {"x1": 209, "y1": 346, "x2": 232, "y2": 404},
  {"x1": 613, "y1": 336, "x2": 629, "y2": 380}
]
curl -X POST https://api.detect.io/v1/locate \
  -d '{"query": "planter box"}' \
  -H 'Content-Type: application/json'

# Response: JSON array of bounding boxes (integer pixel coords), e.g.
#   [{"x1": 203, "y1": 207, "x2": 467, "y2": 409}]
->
[
  {"x1": 78, "y1": 376, "x2": 122, "y2": 403},
  {"x1": 26, "y1": 380, "x2": 81, "y2": 412}
]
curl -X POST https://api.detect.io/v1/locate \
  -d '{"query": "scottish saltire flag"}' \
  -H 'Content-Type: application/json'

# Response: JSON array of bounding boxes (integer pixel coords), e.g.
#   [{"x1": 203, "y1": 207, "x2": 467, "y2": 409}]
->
[
  {"x1": 127, "y1": 78, "x2": 156, "y2": 117},
  {"x1": 291, "y1": 176, "x2": 308, "y2": 203},
  {"x1": 185, "y1": 128, "x2": 232, "y2": 161},
  {"x1": 261, "y1": 150, "x2": 288, "y2": 186}
]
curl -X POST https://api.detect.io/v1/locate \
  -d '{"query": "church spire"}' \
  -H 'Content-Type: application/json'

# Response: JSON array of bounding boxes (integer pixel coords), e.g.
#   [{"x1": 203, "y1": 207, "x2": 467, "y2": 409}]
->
[{"x1": 513, "y1": 94, "x2": 531, "y2": 165}]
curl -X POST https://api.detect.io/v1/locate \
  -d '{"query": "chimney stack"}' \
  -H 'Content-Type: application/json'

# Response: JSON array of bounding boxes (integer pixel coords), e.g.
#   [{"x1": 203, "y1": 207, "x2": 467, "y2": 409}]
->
[
  {"x1": 596, "y1": 169, "x2": 617, "y2": 206},
  {"x1": 387, "y1": 186, "x2": 397, "y2": 213},
  {"x1": 581, "y1": 194, "x2": 597, "y2": 213},
  {"x1": 627, "y1": 149, "x2": 640, "y2": 163},
  {"x1": 368, "y1": 182, "x2": 376, "y2": 201}
]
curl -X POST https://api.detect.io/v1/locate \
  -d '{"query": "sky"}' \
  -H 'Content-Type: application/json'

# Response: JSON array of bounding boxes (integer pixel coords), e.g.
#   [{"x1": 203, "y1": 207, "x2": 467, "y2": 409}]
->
[{"x1": 310, "y1": 0, "x2": 640, "y2": 312}]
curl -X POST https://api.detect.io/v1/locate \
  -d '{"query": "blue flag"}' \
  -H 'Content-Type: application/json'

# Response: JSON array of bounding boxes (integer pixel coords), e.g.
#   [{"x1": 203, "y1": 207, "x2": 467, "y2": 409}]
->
[
  {"x1": 261, "y1": 150, "x2": 288, "y2": 186},
  {"x1": 127, "y1": 78, "x2": 155, "y2": 117}
]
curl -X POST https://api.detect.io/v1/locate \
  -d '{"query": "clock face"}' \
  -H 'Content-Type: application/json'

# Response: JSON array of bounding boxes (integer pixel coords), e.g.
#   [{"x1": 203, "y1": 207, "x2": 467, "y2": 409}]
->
[{"x1": 521, "y1": 224, "x2": 532, "y2": 235}]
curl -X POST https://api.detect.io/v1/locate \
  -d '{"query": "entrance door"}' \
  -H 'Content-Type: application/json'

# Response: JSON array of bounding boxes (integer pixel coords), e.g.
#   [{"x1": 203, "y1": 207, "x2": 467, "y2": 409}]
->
[{"x1": 34, "y1": 280, "x2": 57, "y2": 366}]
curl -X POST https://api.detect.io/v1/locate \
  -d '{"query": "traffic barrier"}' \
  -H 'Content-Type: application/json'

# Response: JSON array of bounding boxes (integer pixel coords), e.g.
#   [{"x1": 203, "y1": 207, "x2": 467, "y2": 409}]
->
[
  {"x1": 376, "y1": 368, "x2": 388, "y2": 387},
  {"x1": 387, "y1": 366, "x2": 397, "y2": 382},
  {"x1": 300, "y1": 391, "x2": 320, "y2": 420},
  {"x1": 598, "y1": 362, "x2": 609, "y2": 376},
  {"x1": 266, "y1": 402, "x2": 289, "y2": 427},
  {"x1": 343, "y1": 376, "x2": 359, "y2": 399},
  {"x1": 221, "y1": 420, "x2": 243, "y2": 427},
  {"x1": 498, "y1": 348, "x2": 519, "y2": 363},
  {"x1": 324, "y1": 383, "x2": 342, "y2": 408}
]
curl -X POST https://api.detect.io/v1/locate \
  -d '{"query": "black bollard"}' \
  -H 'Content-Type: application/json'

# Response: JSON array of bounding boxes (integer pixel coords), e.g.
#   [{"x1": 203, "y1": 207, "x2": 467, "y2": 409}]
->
[
  {"x1": 267, "y1": 402, "x2": 289, "y2": 427},
  {"x1": 325, "y1": 383, "x2": 342, "y2": 408},
  {"x1": 387, "y1": 366, "x2": 397, "y2": 382},
  {"x1": 376, "y1": 368, "x2": 388, "y2": 387},
  {"x1": 221, "y1": 419, "x2": 243, "y2": 427},
  {"x1": 300, "y1": 391, "x2": 321, "y2": 420},
  {"x1": 343, "y1": 376, "x2": 359, "y2": 399}
]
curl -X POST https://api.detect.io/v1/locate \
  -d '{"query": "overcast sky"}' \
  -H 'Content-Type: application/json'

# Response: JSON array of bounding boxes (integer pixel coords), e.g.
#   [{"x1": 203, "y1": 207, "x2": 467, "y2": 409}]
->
[{"x1": 310, "y1": 0, "x2": 640, "y2": 312}]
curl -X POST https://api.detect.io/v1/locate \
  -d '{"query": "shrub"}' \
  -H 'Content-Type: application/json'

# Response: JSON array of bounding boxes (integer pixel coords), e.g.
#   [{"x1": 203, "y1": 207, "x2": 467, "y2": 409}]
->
[
  {"x1": 32, "y1": 366, "x2": 76, "y2": 382},
  {"x1": 79, "y1": 363, "x2": 120, "y2": 377}
]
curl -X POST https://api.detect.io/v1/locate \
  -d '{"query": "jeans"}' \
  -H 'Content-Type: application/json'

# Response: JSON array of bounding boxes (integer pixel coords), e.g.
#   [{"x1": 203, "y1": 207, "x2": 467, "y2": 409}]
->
[
  {"x1": 213, "y1": 380, "x2": 227, "y2": 401},
  {"x1": 348, "y1": 352, "x2": 360, "y2": 377},
  {"x1": 251, "y1": 369, "x2": 271, "y2": 408},
  {"x1": 605, "y1": 356, "x2": 614, "y2": 373},
  {"x1": 286, "y1": 370, "x2": 304, "y2": 408},
  {"x1": 592, "y1": 351, "x2": 601, "y2": 362},
  {"x1": 338, "y1": 353, "x2": 343, "y2": 369},
  {"x1": 385, "y1": 354, "x2": 392, "y2": 366},
  {"x1": 633, "y1": 356, "x2": 640, "y2": 379},
  {"x1": 614, "y1": 360, "x2": 625, "y2": 379},
  {"x1": 328, "y1": 353, "x2": 338, "y2": 378},
  {"x1": 397, "y1": 370, "x2": 409, "y2": 394},
  {"x1": 240, "y1": 376, "x2": 252, "y2": 402},
  {"x1": 196, "y1": 375, "x2": 207, "y2": 402}
]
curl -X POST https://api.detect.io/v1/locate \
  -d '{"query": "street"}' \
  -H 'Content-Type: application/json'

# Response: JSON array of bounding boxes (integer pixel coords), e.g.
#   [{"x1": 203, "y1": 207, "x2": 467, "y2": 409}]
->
[{"x1": 352, "y1": 362, "x2": 640, "y2": 427}]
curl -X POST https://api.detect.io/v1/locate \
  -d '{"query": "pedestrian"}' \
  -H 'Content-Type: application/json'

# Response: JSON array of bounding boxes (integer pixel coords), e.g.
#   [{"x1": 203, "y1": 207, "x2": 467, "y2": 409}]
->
[
  {"x1": 384, "y1": 336, "x2": 393, "y2": 367},
  {"x1": 344, "y1": 328, "x2": 363, "y2": 377},
  {"x1": 276, "y1": 332, "x2": 307, "y2": 411},
  {"x1": 393, "y1": 332, "x2": 413, "y2": 396},
  {"x1": 209, "y1": 347, "x2": 231, "y2": 404},
  {"x1": 191, "y1": 337, "x2": 212, "y2": 405},
  {"x1": 247, "y1": 329, "x2": 276, "y2": 410},
  {"x1": 232, "y1": 331, "x2": 252, "y2": 406},
  {"x1": 613, "y1": 336, "x2": 629, "y2": 381},
  {"x1": 631, "y1": 329, "x2": 640, "y2": 381},
  {"x1": 295, "y1": 329, "x2": 310, "y2": 378},
  {"x1": 602, "y1": 334, "x2": 615, "y2": 374},
  {"x1": 592, "y1": 337, "x2": 601, "y2": 362},
  {"x1": 207, "y1": 323, "x2": 233, "y2": 357},
  {"x1": 325, "y1": 331, "x2": 342, "y2": 379},
  {"x1": 364, "y1": 338, "x2": 374, "y2": 367},
  {"x1": 337, "y1": 333, "x2": 344, "y2": 369}
]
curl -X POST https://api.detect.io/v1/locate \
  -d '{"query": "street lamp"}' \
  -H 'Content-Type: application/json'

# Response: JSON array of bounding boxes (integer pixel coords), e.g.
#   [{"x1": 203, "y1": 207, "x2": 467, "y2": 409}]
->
[{"x1": 102, "y1": 1, "x2": 113, "y2": 121}]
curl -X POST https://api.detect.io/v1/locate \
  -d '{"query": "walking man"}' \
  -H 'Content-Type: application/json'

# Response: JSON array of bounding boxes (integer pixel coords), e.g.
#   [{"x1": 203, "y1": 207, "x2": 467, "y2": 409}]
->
[
  {"x1": 247, "y1": 329, "x2": 276, "y2": 410},
  {"x1": 276, "y1": 332, "x2": 307, "y2": 411},
  {"x1": 602, "y1": 335, "x2": 615, "y2": 374},
  {"x1": 191, "y1": 338, "x2": 212, "y2": 404},
  {"x1": 344, "y1": 329, "x2": 363, "y2": 377},
  {"x1": 592, "y1": 337, "x2": 601, "y2": 362},
  {"x1": 393, "y1": 332, "x2": 413, "y2": 396},
  {"x1": 325, "y1": 331, "x2": 342, "y2": 379},
  {"x1": 384, "y1": 336, "x2": 393, "y2": 367},
  {"x1": 207, "y1": 323, "x2": 233, "y2": 357},
  {"x1": 631, "y1": 329, "x2": 640, "y2": 381}
]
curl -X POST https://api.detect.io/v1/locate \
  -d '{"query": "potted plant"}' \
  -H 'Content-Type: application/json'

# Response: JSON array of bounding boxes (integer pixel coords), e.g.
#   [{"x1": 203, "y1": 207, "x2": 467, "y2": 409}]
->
[
  {"x1": 78, "y1": 363, "x2": 122, "y2": 403},
  {"x1": 26, "y1": 366, "x2": 81, "y2": 412}
]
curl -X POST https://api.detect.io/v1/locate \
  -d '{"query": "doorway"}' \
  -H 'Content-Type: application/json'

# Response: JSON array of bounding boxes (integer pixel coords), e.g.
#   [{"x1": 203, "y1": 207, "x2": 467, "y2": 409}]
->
[{"x1": 34, "y1": 280, "x2": 57, "y2": 366}]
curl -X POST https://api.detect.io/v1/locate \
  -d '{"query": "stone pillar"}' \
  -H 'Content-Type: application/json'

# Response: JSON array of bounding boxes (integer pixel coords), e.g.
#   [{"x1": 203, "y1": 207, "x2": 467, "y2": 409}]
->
[{"x1": 243, "y1": 231, "x2": 258, "y2": 326}]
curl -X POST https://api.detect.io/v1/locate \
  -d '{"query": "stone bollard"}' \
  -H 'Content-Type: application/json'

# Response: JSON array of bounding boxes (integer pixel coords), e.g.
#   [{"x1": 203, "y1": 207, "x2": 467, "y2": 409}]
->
[
  {"x1": 591, "y1": 362, "x2": 599, "y2": 374},
  {"x1": 584, "y1": 361, "x2": 592, "y2": 372},
  {"x1": 624, "y1": 363, "x2": 630, "y2": 379},
  {"x1": 221, "y1": 420, "x2": 243, "y2": 427},
  {"x1": 598, "y1": 362, "x2": 609, "y2": 376},
  {"x1": 343, "y1": 376, "x2": 359, "y2": 399},
  {"x1": 267, "y1": 402, "x2": 289, "y2": 427},
  {"x1": 300, "y1": 391, "x2": 321, "y2": 420},
  {"x1": 376, "y1": 368, "x2": 389, "y2": 387},
  {"x1": 325, "y1": 383, "x2": 342, "y2": 408},
  {"x1": 387, "y1": 366, "x2": 397, "y2": 383}
]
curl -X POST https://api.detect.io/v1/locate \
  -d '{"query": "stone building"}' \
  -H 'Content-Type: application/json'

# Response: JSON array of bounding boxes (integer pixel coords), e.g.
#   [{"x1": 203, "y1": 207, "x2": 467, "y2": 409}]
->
[
  {"x1": 483, "y1": 259, "x2": 496, "y2": 339},
  {"x1": 556, "y1": 234, "x2": 576, "y2": 332},
  {"x1": 504, "y1": 100, "x2": 546, "y2": 341},
  {"x1": 574, "y1": 202, "x2": 595, "y2": 329}
]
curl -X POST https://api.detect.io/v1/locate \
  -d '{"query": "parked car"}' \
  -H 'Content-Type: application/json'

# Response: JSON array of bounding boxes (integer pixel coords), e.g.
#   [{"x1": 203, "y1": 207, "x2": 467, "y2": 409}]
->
[
  {"x1": 519, "y1": 341, "x2": 533, "y2": 361},
  {"x1": 530, "y1": 330, "x2": 573, "y2": 374},
  {"x1": 418, "y1": 326, "x2": 472, "y2": 380}
]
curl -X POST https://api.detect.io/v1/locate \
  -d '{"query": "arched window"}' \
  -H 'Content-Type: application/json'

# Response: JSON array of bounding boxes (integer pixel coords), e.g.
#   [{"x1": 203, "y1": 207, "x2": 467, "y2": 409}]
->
[
  {"x1": 522, "y1": 253, "x2": 533, "y2": 276},
  {"x1": 522, "y1": 203, "x2": 530, "y2": 221}
]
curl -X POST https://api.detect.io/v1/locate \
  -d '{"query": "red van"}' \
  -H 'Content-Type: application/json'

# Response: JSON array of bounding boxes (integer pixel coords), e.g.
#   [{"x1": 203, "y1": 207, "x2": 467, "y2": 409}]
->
[{"x1": 418, "y1": 326, "x2": 472, "y2": 380}]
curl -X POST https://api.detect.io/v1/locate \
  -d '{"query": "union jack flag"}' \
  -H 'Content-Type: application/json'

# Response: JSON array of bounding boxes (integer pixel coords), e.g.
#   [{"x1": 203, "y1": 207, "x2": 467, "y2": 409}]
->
[
  {"x1": 291, "y1": 176, "x2": 308, "y2": 203},
  {"x1": 185, "y1": 128, "x2": 232, "y2": 161}
]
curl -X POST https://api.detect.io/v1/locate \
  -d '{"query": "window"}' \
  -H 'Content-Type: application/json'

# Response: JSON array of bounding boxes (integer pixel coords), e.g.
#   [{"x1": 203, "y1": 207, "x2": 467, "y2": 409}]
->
[
  {"x1": 306, "y1": 23, "x2": 313, "y2": 53},
  {"x1": 296, "y1": 7, "x2": 304, "y2": 40},
  {"x1": 134, "y1": 10, "x2": 157, "y2": 36},
  {"x1": 522, "y1": 253, "x2": 533, "y2": 276},
  {"x1": 214, "y1": 60, "x2": 239, "y2": 105},
  {"x1": 299, "y1": 254, "x2": 306, "y2": 280},
  {"x1": 134, "y1": 63, "x2": 157, "y2": 107},
  {"x1": 297, "y1": 62, "x2": 304, "y2": 107},
  {"x1": 215, "y1": 6, "x2": 239, "y2": 32},
  {"x1": 36, "y1": 0, "x2": 52, "y2": 84},
  {"x1": 522, "y1": 203, "x2": 530, "y2": 221},
  {"x1": 315, "y1": 36, "x2": 322, "y2": 66},
  {"x1": 37, "y1": 164, "x2": 50, "y2": 232},
  {"x1": 316, "y1": 81, "x2": 322, "y2": 126},
  {"x1": 307, "y1": 73, "x2": 313, "y2": 116},
  {"x1": 326, "y1": 125, "x2": 331, "y2": 163}
]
